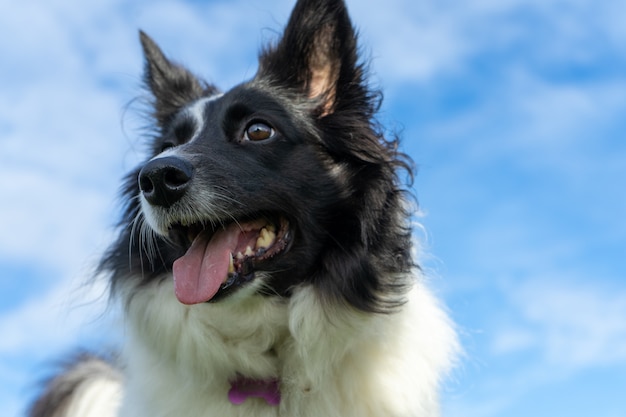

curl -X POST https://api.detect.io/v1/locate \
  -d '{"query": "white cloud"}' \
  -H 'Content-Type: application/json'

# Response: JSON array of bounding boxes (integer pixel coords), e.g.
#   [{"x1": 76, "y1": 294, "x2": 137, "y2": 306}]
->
[
  {"x1": 0, "y1": 277, "x2": 118, "y2": 417},
  {"x1": 350, "y1": 0, "x2": 626, "y2": 91},
  {"x1": 490, "y1": 327, "x2": 536, "y2": 355},
  {"x1": 0, "y1": 0, "x2": 136, "y2": 394},
  {"x1": 498, "y1": 278, "x2": 626, "y2": 369},
  {"x1": 449, "y1": 277, "x2": 626, "y2": 417},
  {"x1": 0, "y1": 277, "x2": 116, "y2": 357}
]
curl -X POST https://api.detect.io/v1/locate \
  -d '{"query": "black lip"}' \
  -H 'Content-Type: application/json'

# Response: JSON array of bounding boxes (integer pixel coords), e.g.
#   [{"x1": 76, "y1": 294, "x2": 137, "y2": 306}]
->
[{"x1": 209, "y1": 261, "x2": 256, "y2": 302}]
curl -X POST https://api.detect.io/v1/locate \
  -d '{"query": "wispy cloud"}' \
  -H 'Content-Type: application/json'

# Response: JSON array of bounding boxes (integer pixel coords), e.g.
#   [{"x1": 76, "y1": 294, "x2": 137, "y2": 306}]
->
[
  {"x1": 0, "y1": 278, "x2": 114, "y2": 358},
  {"x1": 0, "y1": 276, "x2": 116, "y2": 417},
  {"x1": 495, "y1": 278, "x2": 626, "y2": 369}
]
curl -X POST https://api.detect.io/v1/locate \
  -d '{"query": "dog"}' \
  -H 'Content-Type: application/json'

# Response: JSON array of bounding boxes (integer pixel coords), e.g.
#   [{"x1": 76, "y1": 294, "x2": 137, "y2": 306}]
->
[{"x1": 30, "y1": 0, "x2": 458, "y2": 416}]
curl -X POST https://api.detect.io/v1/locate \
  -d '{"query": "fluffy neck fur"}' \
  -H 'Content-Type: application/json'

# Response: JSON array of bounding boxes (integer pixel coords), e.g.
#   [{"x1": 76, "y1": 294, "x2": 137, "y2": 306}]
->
[{"x1": 118, "y1": 277, "x2": 456, "y2": 417}]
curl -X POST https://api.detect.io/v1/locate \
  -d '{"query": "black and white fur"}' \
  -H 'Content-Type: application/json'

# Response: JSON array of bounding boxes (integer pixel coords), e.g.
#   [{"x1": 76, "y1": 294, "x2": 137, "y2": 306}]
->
[{"x1": 30, "y1": 0, "x2": 458, "y2": 416}]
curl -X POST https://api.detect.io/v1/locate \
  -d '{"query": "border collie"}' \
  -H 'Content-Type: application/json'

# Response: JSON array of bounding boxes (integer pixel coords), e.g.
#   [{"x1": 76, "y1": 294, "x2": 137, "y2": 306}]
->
[{"x1": 30, "y1": 0, "x2": 458, "y2": 416}]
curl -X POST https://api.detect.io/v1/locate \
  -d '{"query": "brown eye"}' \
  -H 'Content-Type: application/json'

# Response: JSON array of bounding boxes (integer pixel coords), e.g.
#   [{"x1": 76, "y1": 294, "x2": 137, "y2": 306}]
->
[{"x1": 244, "y1": 121, "x2": 274, "y2": 142}]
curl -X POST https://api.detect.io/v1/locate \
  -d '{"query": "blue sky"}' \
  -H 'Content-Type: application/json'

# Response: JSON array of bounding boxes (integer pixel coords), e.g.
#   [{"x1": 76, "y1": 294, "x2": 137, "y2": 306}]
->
[{"x1": 1, "y1": 0, "x2": 625, "y2": 416}]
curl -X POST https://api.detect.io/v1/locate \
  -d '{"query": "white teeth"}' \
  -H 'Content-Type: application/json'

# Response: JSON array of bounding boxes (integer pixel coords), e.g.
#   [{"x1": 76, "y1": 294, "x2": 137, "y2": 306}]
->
[
  {"x1": 255, "y1": 227, "x2": 276, "y2": 250},
  {"x1": 229, "y1": 225, "x2": 278, "y2": 267},
  {"x1": 228, "y1": 253, "x2": 235, "y2": 274}
]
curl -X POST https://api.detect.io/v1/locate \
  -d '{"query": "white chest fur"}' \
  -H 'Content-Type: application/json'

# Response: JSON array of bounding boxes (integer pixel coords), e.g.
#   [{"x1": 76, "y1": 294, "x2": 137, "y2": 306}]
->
[{"x1": 118, "y1": 275, "x2": 457, "y2": 417}]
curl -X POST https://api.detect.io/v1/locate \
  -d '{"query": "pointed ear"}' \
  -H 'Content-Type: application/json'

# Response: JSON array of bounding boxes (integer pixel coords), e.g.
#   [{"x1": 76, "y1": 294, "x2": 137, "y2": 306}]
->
[
  {"x1": 139, "y1": 31, "x2": 208, "y2": 126},
  {"x1": 257, "y1": 0, "x2": 361, "y2": 116}
]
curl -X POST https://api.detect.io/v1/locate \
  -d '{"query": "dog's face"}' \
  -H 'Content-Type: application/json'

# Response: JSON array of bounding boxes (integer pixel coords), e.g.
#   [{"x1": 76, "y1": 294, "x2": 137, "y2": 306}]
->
[
  {"x1": 107, "y1": 0, "x2": 413, "y2": 312},
  {"x1": 137, "y1": 80, "x2": 341, "y2": 304}
]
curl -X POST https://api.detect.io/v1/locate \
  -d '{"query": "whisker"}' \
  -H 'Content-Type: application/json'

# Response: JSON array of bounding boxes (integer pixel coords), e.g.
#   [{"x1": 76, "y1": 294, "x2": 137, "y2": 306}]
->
[{"x1": 129, "y1": 209, "x2": 146, "y2": 279}]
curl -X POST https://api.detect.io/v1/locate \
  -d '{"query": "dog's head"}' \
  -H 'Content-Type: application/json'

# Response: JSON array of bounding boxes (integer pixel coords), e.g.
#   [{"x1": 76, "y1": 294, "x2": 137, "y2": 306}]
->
[{"x1": 106, "y1": 0, "x2": 414, "y2": 312}]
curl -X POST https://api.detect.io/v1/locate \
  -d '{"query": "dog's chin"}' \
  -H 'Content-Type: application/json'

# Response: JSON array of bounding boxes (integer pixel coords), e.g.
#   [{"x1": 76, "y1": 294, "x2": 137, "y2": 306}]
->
[{"x1": 145, "y1": 207, "x2": 293, "y2": 303}]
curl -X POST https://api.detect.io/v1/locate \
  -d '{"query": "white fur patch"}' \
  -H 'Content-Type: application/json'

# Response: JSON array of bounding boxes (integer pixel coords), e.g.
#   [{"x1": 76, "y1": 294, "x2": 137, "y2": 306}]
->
[
  {"x1": 64, "y1": 376, "x2": 122, "y2": 417},
  {"x1": 183, "y1": 94, "x2": 223, "y2": 145},
  {"x1": 115, "y1": 274, "x2": 458, "y2": 417},
  {"x1": 150, "y1": 93, "x2": 223, "y2": 163}
]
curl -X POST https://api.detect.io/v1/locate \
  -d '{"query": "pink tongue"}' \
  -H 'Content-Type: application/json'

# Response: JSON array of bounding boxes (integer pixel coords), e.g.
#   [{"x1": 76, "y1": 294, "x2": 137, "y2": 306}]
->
[{"x1": 173, "y1": 224, "x2": 240, "y2": 305}]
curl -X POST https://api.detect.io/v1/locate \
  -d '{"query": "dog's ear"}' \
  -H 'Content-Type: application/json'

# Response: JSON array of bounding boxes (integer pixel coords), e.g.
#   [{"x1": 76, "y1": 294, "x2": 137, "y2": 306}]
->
[
  {"x1": 139, "y1": 31, "x2": 207, "y2": 126},
  {"x1": 257, "y1": 0, "x2": 361, "y2": 117}
]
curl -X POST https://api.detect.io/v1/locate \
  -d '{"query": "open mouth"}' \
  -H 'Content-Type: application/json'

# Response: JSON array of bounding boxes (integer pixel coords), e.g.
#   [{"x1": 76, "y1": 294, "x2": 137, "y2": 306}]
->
[{"x1": 168, "y1": 215, "x2": 291, "y2": 304}]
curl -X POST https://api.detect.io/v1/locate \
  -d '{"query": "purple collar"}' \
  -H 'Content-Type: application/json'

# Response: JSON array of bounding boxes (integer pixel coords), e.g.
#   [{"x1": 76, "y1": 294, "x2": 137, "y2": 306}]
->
[{"x1": 228, "y1": 376, "x2": 281, "y2": 406}]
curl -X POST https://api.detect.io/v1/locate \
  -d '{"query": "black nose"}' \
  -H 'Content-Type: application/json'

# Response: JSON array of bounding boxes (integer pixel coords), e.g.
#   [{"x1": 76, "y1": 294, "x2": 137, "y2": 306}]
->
[{"x1": 138, "y1": 156, "x2": 194, "y2": 207}]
